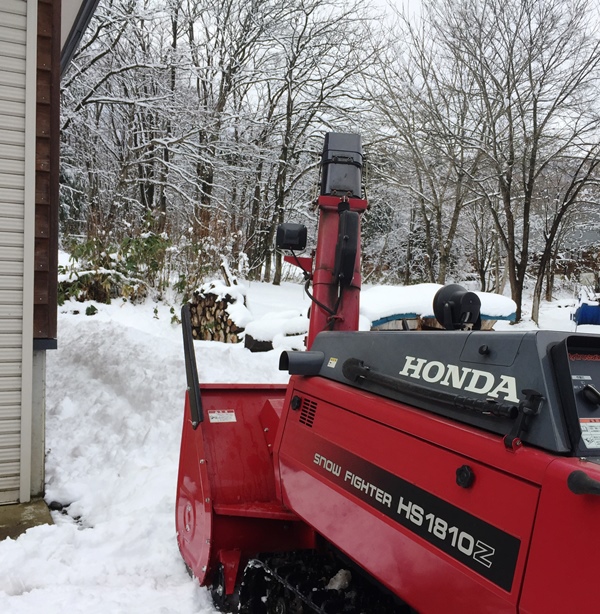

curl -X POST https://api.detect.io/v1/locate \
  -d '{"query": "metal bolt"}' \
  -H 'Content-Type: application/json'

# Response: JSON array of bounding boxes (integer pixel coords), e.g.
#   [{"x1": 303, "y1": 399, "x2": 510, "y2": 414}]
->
[{"x1": 199, "y1": 459, "x2": 205, "y2": 464}]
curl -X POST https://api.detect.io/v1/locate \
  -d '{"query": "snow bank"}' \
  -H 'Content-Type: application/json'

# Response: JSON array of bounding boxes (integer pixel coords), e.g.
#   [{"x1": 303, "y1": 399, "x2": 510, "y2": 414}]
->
[
  {"x1": 0, "y1": 296, "x2": 290, "y2": 614},
  {"x1": 0, "y1": 302, "x2": 214, "y2": 614}
]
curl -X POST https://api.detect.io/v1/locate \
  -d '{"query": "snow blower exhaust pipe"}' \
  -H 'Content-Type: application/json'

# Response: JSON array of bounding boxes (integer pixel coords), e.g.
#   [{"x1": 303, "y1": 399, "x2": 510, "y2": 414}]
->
[{"x1": 280, "y1": 350, "x2": 325, "y2": 375}]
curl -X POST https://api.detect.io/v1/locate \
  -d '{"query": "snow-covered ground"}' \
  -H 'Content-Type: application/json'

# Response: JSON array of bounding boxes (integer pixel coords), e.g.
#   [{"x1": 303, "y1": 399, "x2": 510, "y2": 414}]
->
[{"x1": 0, "y1": 281, "x2": 584, "y2": 613}]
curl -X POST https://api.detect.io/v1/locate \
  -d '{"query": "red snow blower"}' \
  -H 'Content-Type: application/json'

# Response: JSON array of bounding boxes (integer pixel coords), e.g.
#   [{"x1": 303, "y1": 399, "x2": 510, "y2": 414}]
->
[{"x1": 177, "y1": 133, "x2": 600, "y2": 614}]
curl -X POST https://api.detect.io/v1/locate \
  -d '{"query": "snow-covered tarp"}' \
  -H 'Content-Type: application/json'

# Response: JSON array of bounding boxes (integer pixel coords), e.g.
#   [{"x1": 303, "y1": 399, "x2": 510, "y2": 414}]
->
[{"x1": 361, "y1": 284, "x2": 517, "y2": 327}]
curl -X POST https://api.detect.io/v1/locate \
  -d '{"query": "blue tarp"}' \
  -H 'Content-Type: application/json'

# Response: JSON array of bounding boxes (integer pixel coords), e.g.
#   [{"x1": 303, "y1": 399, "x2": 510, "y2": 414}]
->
[
  {"x1": 371, "y1": 311, "x2": 516, "y2": 329},
  {"x1": 574, "y1": 302, "x2": 600, "y2": 326}
]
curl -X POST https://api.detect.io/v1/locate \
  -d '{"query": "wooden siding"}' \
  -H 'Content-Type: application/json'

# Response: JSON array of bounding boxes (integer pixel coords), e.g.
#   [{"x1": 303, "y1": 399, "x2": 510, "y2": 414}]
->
[
  {"x1": 0, "y1": 0, "x2": 26, "y2": 505},
  {"x1": 34, "y1": 0, "x2": 58, "y2": 340}
]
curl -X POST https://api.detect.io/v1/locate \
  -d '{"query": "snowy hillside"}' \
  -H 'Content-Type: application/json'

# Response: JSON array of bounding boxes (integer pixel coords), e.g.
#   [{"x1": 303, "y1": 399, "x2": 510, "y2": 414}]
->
[{"x1": 0, "y1": 281, "x2": 581, "y2": 613}]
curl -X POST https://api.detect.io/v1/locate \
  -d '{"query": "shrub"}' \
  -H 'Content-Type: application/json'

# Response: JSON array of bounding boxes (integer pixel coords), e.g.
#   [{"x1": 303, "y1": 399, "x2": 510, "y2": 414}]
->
[{"x1": 59, "y1": 233, "x2": 171, "y2": 304}]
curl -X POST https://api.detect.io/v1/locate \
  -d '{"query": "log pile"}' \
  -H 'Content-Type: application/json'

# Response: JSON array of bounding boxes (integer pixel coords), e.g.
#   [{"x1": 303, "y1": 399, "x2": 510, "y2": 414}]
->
[
  {"x1": 188, "y1": 264, "x2": 246, "y2": 343},
  {"x1": 188, "y1": 290, "x2": 245, "y2": 343}
]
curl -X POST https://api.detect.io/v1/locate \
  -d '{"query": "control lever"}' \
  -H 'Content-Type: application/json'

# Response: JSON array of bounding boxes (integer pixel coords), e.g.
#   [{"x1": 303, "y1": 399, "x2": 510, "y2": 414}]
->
[
  {"x1": 567, "y1": 470, "x2": 600, "y2": 496},
  {"x1": 582, "y1": 384, "x2": 600, "y2": 408}
]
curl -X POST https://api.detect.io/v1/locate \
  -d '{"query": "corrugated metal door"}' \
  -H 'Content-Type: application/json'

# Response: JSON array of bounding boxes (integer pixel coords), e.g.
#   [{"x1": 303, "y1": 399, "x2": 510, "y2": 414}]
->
[{"x1": 0, "y1": 0, "x2": 27, "y2": 504}]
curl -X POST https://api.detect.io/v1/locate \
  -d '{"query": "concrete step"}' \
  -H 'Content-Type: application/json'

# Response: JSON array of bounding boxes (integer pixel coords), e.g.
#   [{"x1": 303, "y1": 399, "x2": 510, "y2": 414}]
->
[{"x1": 0, "y1": 498, "x2": 53, "y2": 540}]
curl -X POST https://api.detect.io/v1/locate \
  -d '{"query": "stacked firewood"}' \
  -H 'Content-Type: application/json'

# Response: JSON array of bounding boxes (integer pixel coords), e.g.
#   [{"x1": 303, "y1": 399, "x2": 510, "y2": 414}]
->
[
  {"x1": 188, "y1": 291, "x2": 244, "y2": 343},
  {"x1": 188, "y1": 265, "x2": 245, "y2": 343}
]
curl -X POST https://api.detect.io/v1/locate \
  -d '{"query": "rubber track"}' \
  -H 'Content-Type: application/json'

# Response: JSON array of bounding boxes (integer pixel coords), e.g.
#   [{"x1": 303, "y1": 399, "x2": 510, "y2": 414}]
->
[{"x1": 239, "y1": 551, "x2": 412, "y2": 614}]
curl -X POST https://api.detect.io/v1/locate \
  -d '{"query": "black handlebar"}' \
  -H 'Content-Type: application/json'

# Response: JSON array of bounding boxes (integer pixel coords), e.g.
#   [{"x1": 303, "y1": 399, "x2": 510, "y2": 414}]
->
[
  {"x1": 567, "y1": 470, "x2": 600, "y2": 496},
  {"x1": 181, "y1": 303, "x2": 203, "y2": 427}
]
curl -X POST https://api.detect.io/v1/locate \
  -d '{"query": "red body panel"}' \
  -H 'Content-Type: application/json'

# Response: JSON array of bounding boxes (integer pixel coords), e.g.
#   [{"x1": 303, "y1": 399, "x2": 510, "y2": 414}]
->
[
  {"x1": 176, "y1": 384, "x2": 314, "y2": 591},
  {"x1": 274, "y1": 376, "x2": 600, "y2": 613},
  {"x1": 519, "y1": 457, "x2": 600, "y2": 614},
  {"x1": 177, "y1": 376, "x2": 600, "y2": 612}
]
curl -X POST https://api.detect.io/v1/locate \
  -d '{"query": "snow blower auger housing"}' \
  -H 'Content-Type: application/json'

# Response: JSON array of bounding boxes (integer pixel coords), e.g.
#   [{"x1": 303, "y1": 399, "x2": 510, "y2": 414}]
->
[{"x1": 177, "y1": 133, "x2": 600, "y2": 614}]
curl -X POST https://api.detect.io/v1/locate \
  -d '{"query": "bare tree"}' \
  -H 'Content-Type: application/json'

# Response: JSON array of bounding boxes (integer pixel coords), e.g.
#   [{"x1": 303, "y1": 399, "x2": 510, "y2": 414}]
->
[
  {"x1": 529, "y1": 154, "x2": 600, "y2": 321},
  {"x1": 465, "y1": 199, "x2": 504, "y2": 293},
  {"x1": 366, "y1": 11, "x2": 483, "y2": 284},
  {"x1": 61, "y1": 0, "x2": 381, "y2": 290},
  {"x1": 429, "y1": 0, "x2": 600, "y2": 320}
]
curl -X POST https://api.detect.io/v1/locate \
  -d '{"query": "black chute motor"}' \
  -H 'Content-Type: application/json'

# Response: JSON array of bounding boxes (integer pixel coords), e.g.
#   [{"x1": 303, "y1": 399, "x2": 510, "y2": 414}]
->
[
  {"x1": 320, "y1": 133, "x2": 363, "y2": 198},
  {"x1": 276, "y1": 223, "x2": 307, "y2": 251},
  {"x1": 433, "y1": 284, "x2": 482, "y2": 331}
]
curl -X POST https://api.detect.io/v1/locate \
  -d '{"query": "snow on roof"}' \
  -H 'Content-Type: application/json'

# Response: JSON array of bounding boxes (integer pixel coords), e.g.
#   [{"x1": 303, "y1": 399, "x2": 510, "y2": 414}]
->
[
  {"x1": 361, "y1": 283, "x2": 440, "y2": 323},
  {"x1": 474, "y1": 290, "x2": 518, "y2": 320}
]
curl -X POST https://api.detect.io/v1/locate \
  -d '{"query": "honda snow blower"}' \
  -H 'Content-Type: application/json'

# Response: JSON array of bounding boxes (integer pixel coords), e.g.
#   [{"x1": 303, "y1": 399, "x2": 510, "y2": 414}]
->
[{"x1": 176, "y1": 133, "x2": 600, "y2": 614}]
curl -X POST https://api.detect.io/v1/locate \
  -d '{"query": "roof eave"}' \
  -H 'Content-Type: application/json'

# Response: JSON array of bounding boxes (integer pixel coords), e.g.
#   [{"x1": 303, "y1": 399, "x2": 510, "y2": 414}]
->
[{"x1": 60, "y1": 0, "x2": 101, "y2": 74}]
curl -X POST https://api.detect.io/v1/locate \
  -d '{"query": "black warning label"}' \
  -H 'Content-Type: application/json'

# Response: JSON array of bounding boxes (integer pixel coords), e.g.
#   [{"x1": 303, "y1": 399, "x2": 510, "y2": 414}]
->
[{"x1": 310, "y1": 439, "x2": 520, "y2": 592}]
